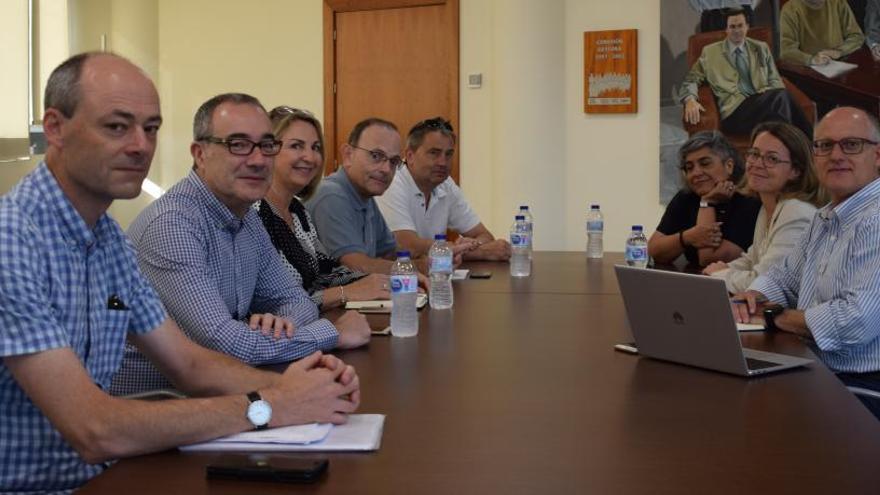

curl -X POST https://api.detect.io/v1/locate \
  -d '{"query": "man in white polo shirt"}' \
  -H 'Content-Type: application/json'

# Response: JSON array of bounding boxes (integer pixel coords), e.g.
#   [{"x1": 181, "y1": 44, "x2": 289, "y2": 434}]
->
[{"x1": 377, "y1": 117, "x2": 510, "y2": 260}]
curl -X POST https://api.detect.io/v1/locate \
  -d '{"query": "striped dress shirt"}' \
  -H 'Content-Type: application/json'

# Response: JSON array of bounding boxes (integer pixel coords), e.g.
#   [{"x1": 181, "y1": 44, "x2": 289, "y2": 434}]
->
[
  {"x1": 751, "y1": 178, "x2": 880, "y2": 373},
  {"x1": 110, "y1": 171, "x2": 338, "y2": 396}
]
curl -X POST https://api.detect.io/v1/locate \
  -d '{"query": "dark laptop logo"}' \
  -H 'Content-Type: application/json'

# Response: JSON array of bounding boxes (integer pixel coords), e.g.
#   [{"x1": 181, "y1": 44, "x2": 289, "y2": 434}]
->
[{"x1": 672, "y1": 311, "x2": 685, "y2": 325}]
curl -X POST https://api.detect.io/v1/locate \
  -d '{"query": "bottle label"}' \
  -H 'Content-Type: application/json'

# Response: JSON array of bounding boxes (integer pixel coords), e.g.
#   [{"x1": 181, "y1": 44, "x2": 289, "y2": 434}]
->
[
  {"x1": 510, "y1": 233, "x2": 530, "y2": 247},
  {"x1": 586, "y1": 220, "x2": 603, "y2": 232},
  {"x1": 625, "y1": 245, "x2": 647, "y2": 261},
  {"x1": 429, "y1": 255, "x2": 453, "y2": 273},
  {"x1": 390, "y1": 274, "x2": 418, "y2": 294}
]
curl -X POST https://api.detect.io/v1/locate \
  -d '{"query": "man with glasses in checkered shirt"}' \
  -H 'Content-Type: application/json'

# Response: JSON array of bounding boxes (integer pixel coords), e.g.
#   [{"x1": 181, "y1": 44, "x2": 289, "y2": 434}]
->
[
  {"x1": 0, "y1": 53, "x2": 360, "y2": 493},
  {"x1": 732, "y1": 106, "x2": 880, "y2": 419},
  {"x1": 377, "y1": 117, "x2": 510, "y2": 261},
  {"x1": 109, "y1": 93, "x2": 371, "y2": 397}
]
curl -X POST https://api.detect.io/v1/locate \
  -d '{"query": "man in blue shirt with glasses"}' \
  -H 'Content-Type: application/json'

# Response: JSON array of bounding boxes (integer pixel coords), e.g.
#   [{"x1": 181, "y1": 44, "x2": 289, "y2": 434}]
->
[
  {"x1": 110, "y1": 93, "x2": 371, "y2": 396},
  {"x1": 307, "y1": 118, "x2": 414, "y2": 275}
]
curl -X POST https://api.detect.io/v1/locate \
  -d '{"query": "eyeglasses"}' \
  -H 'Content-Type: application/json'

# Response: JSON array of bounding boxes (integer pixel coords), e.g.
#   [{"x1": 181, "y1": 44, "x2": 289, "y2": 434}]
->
[
  {"x1": 199, "y1": 136, "x2": 282, "y2": 156},
  {"x1": 409, "y1": 117, "x2": 454, "y2": 135},
  {"x1": 351, "y1": 145, "x2": 404, "y2": 169},
  {"x1": 812, "y1": 137, "x2": 879, "y2": 156},
  {"x1": 744, "y1": 148, "x2": 791, "y2": 168}
]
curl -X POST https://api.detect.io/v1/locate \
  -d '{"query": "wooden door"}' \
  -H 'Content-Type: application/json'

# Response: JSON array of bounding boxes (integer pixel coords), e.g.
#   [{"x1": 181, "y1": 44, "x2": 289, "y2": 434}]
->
[{"x1": 323, "y1": 0, "x2": 459, "y2": 182}]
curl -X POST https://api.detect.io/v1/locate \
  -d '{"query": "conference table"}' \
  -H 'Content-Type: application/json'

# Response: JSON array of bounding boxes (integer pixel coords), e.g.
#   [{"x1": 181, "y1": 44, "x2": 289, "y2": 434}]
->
[
  {"x1": 779, "y1": 46, "x2": 880, "y2": 117},
  {"x1": 80, "y1": 252, "x2": 880, "y2": 494}
]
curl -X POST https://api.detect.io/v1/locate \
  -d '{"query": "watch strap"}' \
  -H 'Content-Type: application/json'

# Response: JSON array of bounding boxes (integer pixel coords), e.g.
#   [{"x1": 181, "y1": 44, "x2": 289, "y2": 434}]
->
[{"x1": 763, "y1": 304, "x2": 784, "y2": 331}]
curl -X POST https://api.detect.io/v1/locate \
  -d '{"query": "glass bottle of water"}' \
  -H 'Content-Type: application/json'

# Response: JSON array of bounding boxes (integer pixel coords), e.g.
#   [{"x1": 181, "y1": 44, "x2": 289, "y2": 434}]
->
[
  {"x1": 625, "y1": 225, "x2": 649, "y2": 268},
  {"x1": 518, "y1": 205, "x2": 533, "y2": 259},
  {"x1": 428, "y1": 234, "x2": 454, "y2": 310},
  {"x1": 586, "y1": 204, "x2": 603, "y2": 259},
  {"x1": 510, "y1": 215, "x2": 531, "y2": 277},
  {"x1": 390, "y1": 251, "x2": 419, "y2": 337}
]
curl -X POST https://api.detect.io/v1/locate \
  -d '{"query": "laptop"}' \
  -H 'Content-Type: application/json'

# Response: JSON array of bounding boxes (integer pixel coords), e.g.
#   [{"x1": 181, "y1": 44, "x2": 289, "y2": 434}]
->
[{"x1": 614, "y1": 265, "x2": 812, "y2": 377}]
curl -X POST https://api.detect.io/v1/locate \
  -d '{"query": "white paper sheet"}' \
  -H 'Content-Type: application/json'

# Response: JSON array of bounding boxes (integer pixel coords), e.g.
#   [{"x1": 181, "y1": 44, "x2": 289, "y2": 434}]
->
[
  {"x1": 736, "y1": 323, "x2": 765, "y2": 332},
  {"x1": 809, "y1": 60, "x2": 858, "y2": 78},
  {"x1": 180, "y1": 414, "x2": 386, "y2": 452}
]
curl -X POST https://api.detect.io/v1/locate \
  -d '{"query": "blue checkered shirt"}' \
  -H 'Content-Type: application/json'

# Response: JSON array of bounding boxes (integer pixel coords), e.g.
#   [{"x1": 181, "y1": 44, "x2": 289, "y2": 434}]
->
[
  {"x1": 110, "y1": 171, "x2": 338, "y2": 396},
  {"x1": 0, "y1": 163, "x2": 167, "y2": 493},
  {"x1": 751, "y1": 177, "x2": 880, "y2": 373}
]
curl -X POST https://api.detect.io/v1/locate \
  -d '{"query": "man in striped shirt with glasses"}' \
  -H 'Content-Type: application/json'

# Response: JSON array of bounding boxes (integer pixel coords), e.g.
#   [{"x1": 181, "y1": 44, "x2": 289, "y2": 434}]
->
[{"x1": 732, "y1": 106, "x2": 880, "y2": 418}]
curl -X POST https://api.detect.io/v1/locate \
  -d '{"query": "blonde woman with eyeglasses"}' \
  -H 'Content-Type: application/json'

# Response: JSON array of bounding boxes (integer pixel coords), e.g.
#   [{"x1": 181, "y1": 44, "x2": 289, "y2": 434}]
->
[
  {"x1": 258, "y1": 106, "x2": 391, "y2": 309},
  {"x1": 703, "y1": 121, "x2": 824, "y2": 292}
]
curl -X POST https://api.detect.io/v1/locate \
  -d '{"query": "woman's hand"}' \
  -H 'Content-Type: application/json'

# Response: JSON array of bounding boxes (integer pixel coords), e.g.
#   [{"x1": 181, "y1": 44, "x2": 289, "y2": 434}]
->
[
  {"x1": 684, "y1": 223, "x2": 722, "y2": 249},
  {"x1": 701, "y1": 180, "x2": 736, "y2": 204},
  {"x1": 345, "y1": 274, "x2": 391, "y2": 302},
  {"x1": 702, "y1": 261, "x2": 728, "y2": 275}
]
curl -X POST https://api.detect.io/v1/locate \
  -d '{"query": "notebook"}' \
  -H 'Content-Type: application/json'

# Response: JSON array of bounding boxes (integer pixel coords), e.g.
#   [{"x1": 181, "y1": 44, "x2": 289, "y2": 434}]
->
[
  {"x1": 345, "y1": 293, "x2": 428, "y2": 313},
  {"x1": 179, "y1": 414, "x2": 386, "y2": 452}
]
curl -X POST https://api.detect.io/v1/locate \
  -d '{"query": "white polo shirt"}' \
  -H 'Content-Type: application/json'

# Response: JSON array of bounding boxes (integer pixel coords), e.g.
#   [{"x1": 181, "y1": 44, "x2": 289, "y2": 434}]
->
[{"x1": 377, "y1": 166, "x2": 481, "y2": 239}]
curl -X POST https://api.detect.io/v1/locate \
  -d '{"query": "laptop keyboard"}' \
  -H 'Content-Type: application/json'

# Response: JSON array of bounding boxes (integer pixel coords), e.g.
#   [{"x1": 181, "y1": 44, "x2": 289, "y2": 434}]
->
[{"x1": 746, "y1": 357, "x2": 779, "y2": 371}]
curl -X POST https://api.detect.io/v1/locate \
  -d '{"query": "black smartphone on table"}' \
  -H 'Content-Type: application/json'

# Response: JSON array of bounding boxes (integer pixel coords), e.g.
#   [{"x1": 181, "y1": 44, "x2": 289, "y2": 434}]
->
[
  {"x1": 206, "y1": 454, "x2": 328, "y2": 484},
  {"x1": 470, "y1": 271, "x2": 492, "y2": 279}
]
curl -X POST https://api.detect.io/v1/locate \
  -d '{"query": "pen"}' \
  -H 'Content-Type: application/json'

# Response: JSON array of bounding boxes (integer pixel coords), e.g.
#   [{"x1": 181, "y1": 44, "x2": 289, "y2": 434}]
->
[{"x1": 730, "y1": 295, "x2": 768, "y2": 304}]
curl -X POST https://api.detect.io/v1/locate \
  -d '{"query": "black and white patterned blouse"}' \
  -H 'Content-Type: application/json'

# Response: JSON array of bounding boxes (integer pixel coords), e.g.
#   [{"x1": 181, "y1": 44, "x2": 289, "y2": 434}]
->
[{"x1": 258, "y1": 198, "x2": 365, "y2": 307}]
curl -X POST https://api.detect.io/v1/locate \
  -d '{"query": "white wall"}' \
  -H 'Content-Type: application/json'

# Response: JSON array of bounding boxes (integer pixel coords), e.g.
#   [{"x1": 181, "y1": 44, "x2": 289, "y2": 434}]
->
[
  {"x1": 460, "y1": 0, "x2": 663, "y2": 251},
  {"x1": 460, "y1": 0, "x2": 567, "y2": 251},
  {"x1": 0, "y1": 0, "x2": 31, "y2": 139},
  {"x1": 155, "y1": 0, "x2": 324, "y2": 188}
]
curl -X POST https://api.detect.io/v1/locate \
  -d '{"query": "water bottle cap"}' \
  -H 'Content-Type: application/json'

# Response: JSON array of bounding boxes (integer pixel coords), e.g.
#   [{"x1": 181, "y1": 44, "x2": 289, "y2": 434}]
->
[
  {"x1": 515, "y1": 215, "x2": 525, "y2": 220},
  {"x1": 632, "y1": 225, "x2": 643, "y2": 231},
  {"x1": 396, "y1": 250, "x2": 411, "y2": 258},
  {"x1": 434, "y1": 234, "x2": 447, "y2": 240},
  {"x1": 519, "y1": 205, "x2": 529, "y2": 210},
  {"x1": 590, "y1": 204, "x2": 600, "y2": 209}
]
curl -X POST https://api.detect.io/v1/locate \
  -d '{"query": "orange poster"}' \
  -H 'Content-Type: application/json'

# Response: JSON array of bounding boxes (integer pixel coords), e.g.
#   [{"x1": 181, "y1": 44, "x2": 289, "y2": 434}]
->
[{"x1": 584, "y1": 29, "x2": 638, "y2": 114}]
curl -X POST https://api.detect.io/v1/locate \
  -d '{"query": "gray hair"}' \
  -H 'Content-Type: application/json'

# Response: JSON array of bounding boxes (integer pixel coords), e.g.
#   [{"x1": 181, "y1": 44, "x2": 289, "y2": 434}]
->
[
  {"x1": 678, "y1": 130, "x2": 744, "y2": 183},
  {"x1": 192, "y1": 93, "x2": 266, "y2": 140},
  {"x1": 861, "y1": 110, "x2": 880, "y2": 141},
  {"x1": 44, "y1": 51, "x2": 124, "y2": 117}
]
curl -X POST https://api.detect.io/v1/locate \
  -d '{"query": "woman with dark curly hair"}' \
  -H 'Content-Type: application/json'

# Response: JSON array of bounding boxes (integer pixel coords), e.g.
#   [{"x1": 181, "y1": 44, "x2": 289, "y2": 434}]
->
[{"x1": 648, "y1": 131, "x2": 761, "y2": 266}]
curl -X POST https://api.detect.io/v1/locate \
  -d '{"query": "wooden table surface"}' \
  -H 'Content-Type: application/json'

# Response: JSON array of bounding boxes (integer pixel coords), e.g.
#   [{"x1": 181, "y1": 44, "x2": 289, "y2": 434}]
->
[
  {"x1": 779, "y1": 46, "x2": 880, "y2": 117},
  {"x1": 79, "y1": 252, "x2": 880, "y2": 494}
]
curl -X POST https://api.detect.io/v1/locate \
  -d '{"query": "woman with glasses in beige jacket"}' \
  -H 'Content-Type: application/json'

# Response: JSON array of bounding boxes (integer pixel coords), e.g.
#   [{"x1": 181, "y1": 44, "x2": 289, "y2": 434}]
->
[{"x1": 703, "y1": 121, "x2": 824, "y2": 292}]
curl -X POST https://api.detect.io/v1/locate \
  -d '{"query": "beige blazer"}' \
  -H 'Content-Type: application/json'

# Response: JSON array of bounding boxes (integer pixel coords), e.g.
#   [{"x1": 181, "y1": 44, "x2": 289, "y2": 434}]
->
[{"x1": 711, "y1": 198, "x2": 816, "y2": 293}]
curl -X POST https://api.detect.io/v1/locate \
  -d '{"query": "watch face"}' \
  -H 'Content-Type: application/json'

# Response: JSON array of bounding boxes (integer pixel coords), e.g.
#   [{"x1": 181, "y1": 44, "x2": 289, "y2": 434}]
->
[{"x1": 247, "y1": 400, "x2": 273, "y2": 427}]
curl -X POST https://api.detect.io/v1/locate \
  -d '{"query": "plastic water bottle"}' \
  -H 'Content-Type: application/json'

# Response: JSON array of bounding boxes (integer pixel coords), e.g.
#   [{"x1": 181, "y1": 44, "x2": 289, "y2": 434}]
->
[
  {"x1": 625, "y1": 225, "x2": 649, "y2": 268},
  {"x1": 586, "y1": 204, "x2": 603, "y2": 259},
  {"x1": 510, "y1": 215, "x2": 531, "y2": 277},
  {"x1": 428, "y1": 234, "x2": 454, "y2": 310},
  {"x1": 518, "y1": 205, "x2": 533, "y2": 259},
  {"x1": 390, "y1": 251, "x2": 419, "y2": 337}
]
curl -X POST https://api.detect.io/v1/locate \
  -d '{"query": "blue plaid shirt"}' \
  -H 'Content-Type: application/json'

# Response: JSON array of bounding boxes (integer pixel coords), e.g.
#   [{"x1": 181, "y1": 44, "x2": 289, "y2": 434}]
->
[
  {"x1": 752, "y1": 177, "x2": 880, "y2": 373},
  {"x1": 0, "y1": 163, "x2": 167, "y2": 493},
  {"x1": 110, "y1": 171, "x2": 338, "y2": 396}
]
